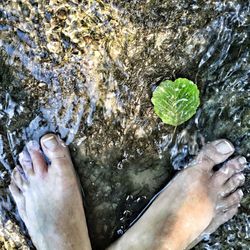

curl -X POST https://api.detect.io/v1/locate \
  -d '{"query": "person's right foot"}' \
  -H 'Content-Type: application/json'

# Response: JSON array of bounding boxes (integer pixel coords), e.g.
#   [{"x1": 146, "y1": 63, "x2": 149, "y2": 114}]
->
[{"x1": 109, "y1": 139, "x2": 246, "y2": 250}]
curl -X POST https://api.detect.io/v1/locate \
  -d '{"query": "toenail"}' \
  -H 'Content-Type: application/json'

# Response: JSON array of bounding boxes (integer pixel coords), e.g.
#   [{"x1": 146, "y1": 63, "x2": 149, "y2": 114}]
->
[
  {"x1": 220, "y1": 166, "x2": 229, "y2": 175},
  {"x1": 42, "y1": 135, "x2": 59, "y2": 150},
  {"x1": 238, "y1": 189, "x2": 243, "y2": 198},
  {"x1": 19, "y1": 151, "x2": 31, "y2": 163},
  {"x1": 27, "y1": 140, "x2": 41, "y2": 151},
  {"x1": 237, "y1": 174, "x2": 245, "y2": 181},
  {"x1": 214, "y1": 140, "x2": 234, "y2": 154},
  {"x1": 238, "y1": 157, "x2": 247, "y2": 165}
]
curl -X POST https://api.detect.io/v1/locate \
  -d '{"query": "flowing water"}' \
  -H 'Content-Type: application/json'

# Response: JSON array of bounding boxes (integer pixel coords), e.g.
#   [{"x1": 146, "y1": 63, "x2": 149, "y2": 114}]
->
[{"x1": 0, "y1": 0, "x2": 249, "y2": 249}]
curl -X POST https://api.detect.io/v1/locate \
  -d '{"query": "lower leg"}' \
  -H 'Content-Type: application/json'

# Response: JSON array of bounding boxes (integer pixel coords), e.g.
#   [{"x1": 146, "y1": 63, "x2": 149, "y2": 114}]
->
[{"x1": 109, "y1": 140, "x2": 246, "y2": 250}]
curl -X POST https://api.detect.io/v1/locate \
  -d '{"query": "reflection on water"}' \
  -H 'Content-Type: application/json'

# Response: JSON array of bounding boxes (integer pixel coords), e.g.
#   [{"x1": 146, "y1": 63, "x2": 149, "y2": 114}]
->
[{"x1": 0, "y1": 0, "x2": 249, "y2": 249}]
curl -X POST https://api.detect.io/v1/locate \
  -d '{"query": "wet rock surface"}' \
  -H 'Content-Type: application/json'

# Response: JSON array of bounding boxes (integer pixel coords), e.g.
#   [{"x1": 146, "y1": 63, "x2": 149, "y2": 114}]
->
[{"x1": 0, "y1": 0, "x2": 249, "y2": 249}]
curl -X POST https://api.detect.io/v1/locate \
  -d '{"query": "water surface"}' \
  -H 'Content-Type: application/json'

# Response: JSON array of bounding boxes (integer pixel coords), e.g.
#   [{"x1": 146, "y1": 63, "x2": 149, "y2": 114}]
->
[{"x1": 0, "y1": 0, "x2": 249, "y2": 249}]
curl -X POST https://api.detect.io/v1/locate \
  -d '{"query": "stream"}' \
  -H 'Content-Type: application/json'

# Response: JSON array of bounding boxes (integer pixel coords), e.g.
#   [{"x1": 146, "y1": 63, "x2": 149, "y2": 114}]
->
[{"x1": 0, "y1": 0, "x2": 249, "y2": 249}]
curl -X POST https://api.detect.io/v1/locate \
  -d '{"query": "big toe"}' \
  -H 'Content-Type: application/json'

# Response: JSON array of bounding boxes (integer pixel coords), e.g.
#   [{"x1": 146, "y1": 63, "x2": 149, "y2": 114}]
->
[
  {"x1": 40, "y1": 133, "x2": 72, "y2": 170},
  {"x1": 195, "y1": 139, "x2": 235, "y2": 171}
]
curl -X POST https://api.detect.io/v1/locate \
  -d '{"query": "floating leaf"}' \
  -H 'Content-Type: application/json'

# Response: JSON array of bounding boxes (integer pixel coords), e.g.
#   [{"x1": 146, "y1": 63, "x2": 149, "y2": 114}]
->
[{"x1": 151, "y1": 78, "x2": 200, "y2": 126}]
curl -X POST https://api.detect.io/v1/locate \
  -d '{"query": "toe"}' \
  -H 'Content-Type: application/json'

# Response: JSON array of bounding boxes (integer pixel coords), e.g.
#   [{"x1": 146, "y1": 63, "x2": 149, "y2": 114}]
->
[
  {"x1": 9, "y1": 181, "x2": 23, "y2": 199},
  {"x1": 19, "y1": 149, "x2": 34, "y2": 177},
  {"x1": 220, "y1": 173, "x2": 245, "y2": 197},
  {"x1": 12, "y1": 168, "x2": 26, "y2": 191},
  {"x1": 27, "y1": 140, "x2": 48, "y2": 176},
  {"x1": 12, "y1": 167, "x2": 23, "y2": 191},
  {"x1": 213, "y1": 157, "x2": 246, "y2": 185},
  {"x1": 216, "y1": 189, "x2": 243, "y2": 212},
  {"x1": 40, "y1": 133, "x2": 72, "y2": 170},
  {"x1": 195, "y1": 139, "x2": 235, "y2": 171},
  {"x1": 221, "y1": 205, "x2": 238, "y2": 222}
]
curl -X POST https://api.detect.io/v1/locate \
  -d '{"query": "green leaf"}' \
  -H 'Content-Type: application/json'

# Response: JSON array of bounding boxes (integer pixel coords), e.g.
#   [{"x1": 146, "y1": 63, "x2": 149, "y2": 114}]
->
[{"x1": 151, "y1": 78, "x2": 200, "y2": 126}]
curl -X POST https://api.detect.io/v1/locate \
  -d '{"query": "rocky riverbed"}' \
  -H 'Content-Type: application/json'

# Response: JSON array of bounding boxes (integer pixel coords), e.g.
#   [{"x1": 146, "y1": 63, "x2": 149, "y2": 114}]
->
[{"x1": 0, "y1": 0, "x2": 249, "y2": 249}]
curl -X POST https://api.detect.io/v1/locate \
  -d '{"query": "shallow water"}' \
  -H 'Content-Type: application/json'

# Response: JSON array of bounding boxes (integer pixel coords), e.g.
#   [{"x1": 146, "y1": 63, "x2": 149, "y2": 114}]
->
[{"x1": 0, "y1": 0, "x2": 249, "y2": 249}]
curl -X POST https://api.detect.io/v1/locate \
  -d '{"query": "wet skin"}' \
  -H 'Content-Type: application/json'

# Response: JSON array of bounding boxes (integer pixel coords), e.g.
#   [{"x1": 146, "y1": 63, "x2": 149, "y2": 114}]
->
[
  {"x1": 9, "y1": 134, "x2": 246, "y2": 250},
  {"x1": 10, "y1": 134, "x2": 92, "y2": 250},
  {"x1": 109, "y1": 140, "x2": 246, "y2": 250}
]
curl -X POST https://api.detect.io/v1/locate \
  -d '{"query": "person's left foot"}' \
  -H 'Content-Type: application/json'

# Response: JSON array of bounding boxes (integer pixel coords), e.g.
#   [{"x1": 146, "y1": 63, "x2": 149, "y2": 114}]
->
[{"x1": 9, "y1": 134, "x2": 92, "y2": 250}]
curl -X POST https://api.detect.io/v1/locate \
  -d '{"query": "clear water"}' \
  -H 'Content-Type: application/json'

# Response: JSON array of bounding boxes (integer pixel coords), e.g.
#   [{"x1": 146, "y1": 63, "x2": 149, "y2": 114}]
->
[{"x1": 0, "y1": 0, "x2": 249, "y2": 249}]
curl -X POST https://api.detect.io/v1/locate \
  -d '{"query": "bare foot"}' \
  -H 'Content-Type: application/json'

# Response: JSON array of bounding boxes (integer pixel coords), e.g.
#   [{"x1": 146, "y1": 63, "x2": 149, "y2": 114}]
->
[
  {"x1": 9, "y1": 134, "x2": 92, "y2": 250},
  {"x1": 108, "y1": 140, "x2": 246, "y2": 250},
  {"x1": 186, "y1": 155, "x2": 246, "y2": 249}
]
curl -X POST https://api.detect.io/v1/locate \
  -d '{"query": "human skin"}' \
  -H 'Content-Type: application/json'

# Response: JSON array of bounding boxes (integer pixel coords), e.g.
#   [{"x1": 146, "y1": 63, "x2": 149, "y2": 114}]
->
[
  {"x1": 10, "y1": 134, "x2": 246, "y2": 250},
  {"x1": 108, "y1": 139, "x2": 246, "y2": 250}
]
